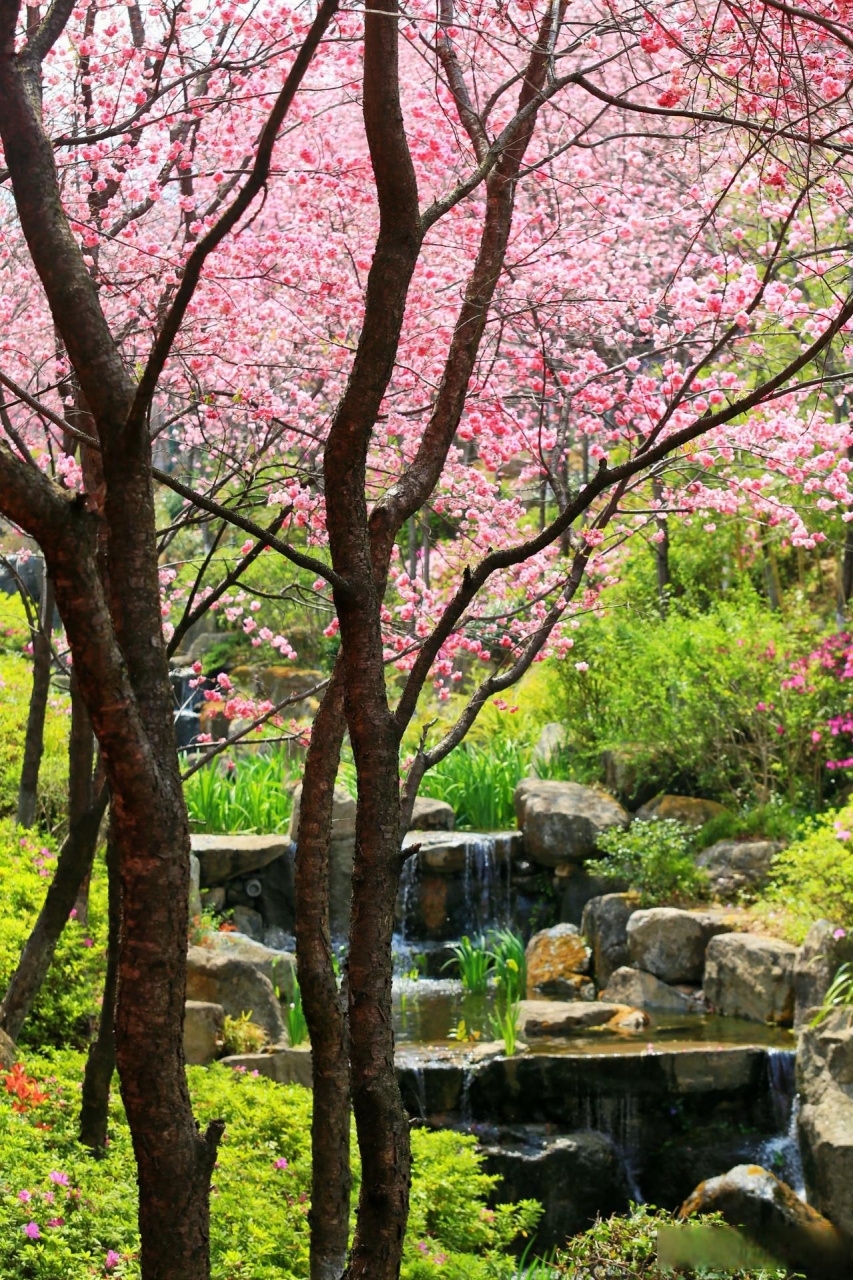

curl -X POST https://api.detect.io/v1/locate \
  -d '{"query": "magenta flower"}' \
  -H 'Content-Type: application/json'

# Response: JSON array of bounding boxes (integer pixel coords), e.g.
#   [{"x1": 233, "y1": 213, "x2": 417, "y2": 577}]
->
[
  {"x1": 49, "y1": 1171, "x2": 69, "y2": 1186},
  {"x1": 274, "y1": 1157, "x2": 289, "y2": 1170},
  {"x1": 47, "y1": 1217, "x2": 65, "y2": 1228},
  {"x1": 18, "y1": 1190, "x2": 32, "y2": 1203},
  {"x1": 81, "y1": 938, "x2": 94, "y2": 948},
  {"x1": 105, "y1": 1250, "x2": 121, "y2": 1270},
  {"x1": 24, "y1": 1222, "x2": 40, "y2": 1240},
  {"x1": 834, "y1": 928, "x2": 847, "y2": 940}
]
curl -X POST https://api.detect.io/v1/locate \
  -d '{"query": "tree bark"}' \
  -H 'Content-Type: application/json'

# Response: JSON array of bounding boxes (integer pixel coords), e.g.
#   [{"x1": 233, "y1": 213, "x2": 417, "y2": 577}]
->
[
  {"x1": 80, "y1": 828, "x2": 119, "y2": 1154},
  {"x1": 69, "y1": 669, "x2": 96, "y2": 925},
  {"x1": 651, "y1": 478, "x2": 671, "y2": 613},
  {"x1": 16, "y1": 567, "x2": 54, "y2": 828},
  {"x1": 295, "y1": 658, "x2": 352, "y2": 1280}
]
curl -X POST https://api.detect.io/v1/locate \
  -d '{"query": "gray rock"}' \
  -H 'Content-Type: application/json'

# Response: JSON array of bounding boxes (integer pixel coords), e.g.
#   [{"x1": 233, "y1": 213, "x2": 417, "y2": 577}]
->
[
  {"x1": 636, "y1": 795, "x2": 729, "y2": 826},
  {"x1": 601, "y1": 966, "x2": 693, "y2": 1013},
  {"x1": 696, "y1": 839, "x2": 784, "y2": 899},
  {"x1": 798, "y1": 1008, "x2": 853, "y2": 1239},
  {"x1": 514, "y1": 780, "x2": 629, "y2": 867},
  {"x1": 556, "y1": 864, "x2": 625, "y2": 927},
  {"x1": 794, "y1": 920, "x2": 853, "y2": 1029},
  {"x1": 680, "y1": 1164, "x2": 849, "y2": 1279},
  {"x1": 203, "y1": 886, "x2": 227, "y2": 913},
  {"x1": 189, "y1": 853, "x2": 203, "y2": 919},
  {"x1": 207, "y1": 931, "x2": 295, "y2": 994},
  {"x1": 229, "y1": 905, "x2": 265, "y2": 941},
  {"x1": 481, "y1": 1131, "x2": 631, "y2": 1251},
  {"x1": 704, "y1": 933, "x2": 797, "y2": 1025},
  {"x1": 627, "y1": 907, "x2": 730, "y2": 983},
  {"x1": 186, "y1": 945, "x2": 285, "y2": 1045},
  {"x1": 191, "y1": 833, "x2": 291, "y2": 887},
  {"x1": 183, "y1": 1000, "x2": 224, "y2": 1065},
  {"x1": 220, "y1": 1046, "x2": 313, "y2": 1088},
  {"x1": 401, "y1": 829, "x2": 520, "y2": 876},
  {"x1": 581, "y1": 893, "x2": 639, "y2": 986},
  {"x1": 288, "y1": 782, "x2": 356, "y2": 842},
  {"x1": 518, "y1": 999, "x2": 629, "y2": 1038},
  {"x1": 409, "y1": 796, "x2": 455, "y2": 832}
]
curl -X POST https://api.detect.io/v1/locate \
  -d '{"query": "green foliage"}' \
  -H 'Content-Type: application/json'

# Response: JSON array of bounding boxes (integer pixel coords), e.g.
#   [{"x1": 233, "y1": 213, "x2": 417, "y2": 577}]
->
[
  {"x1": 488, "y1": 997, "x2": 521, "y2": 1058},
  {"x1": 0, "y1": 822, "x2": 106, "y2": 1048},
  {"x1": 696, "y1": 801, "x2": 802, "y2": 850},
  {"x1": 588, "y1": 819, "x2": 707, "y2": 907},
  {"x1": 444, "y1": 936, "x2": 492, "y2": 993},
  {"x1": 489, "y1": 930, "x2": 526, "y2": 1002},
  {"x1": 0, "y1": 1052, "x2": 539, "y2": 1279},
  {"x1": 758, "y1": 804, "x2": 853, "y2": 942},
  {"x1": 420, "y1": 737, "x2": 531, "y2": 831},
  {"x1": 0, "y1": 655, "x2": 69, "y2": 828},
  {"x1": 284, "y1": 976, "x2": 309, "y2": 1047},
  {"x1": 222, "y1": 1012, "x2": 266, "y2": 1055},
  {"x1": 184, "y1": 751, "x2": 301, "y2": 834},
  {"x1": 555, "y1": 1204, "x2": 788, "y2": 1278},
  {"x1": 811, "y1": 963, "x2": 853, "y2": 1028}
]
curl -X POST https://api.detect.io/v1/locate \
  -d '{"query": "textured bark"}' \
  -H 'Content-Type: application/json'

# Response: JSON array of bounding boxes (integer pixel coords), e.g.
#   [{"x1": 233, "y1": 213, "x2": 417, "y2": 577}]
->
[
  {"x1": 0, "y1": 782, "x2": 107, "y2": 1043},
  {"x1": 69, "y1": 670, "x2": 96, "y2": 925},
  {"x1": 651, "y1": 478, "x2": 671, "y2": 613},
  {"x1": 294, "y1": 658, "x2": 352, "y2": 1280},
  {"x1": 79, "y1": 830, "x2": 119, "y2": 1154},
  {"x1": 16, "y1": 569, "x2": 54, "y2": 828}
]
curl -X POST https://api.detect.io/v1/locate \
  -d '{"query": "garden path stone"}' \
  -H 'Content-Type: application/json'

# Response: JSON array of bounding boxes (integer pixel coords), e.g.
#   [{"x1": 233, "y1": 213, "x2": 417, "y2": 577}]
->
[
  {"x1": 513, "y1": 779, "x2": 629, "y2": 866},
  {"x1": 703, "y1": 932, "x2": 797, "y2": 1024},
  {"x1": 191, "y1": 833, "x2": 291, "y2": 886},
  {"x1": 627, "y1": 907, "x2": 731, "y2": 983},
  {"x1": 183, "y1": 1000, "x2": 224, "y2": 1065}
]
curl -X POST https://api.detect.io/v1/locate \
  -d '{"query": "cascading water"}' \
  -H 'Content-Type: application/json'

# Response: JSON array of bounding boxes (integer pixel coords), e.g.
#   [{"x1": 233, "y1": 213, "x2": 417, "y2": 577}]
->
[
  {"x1": 463, "y1": 837, "x2": 514, "y2": 935},
  {"x1": 757, "y1": 1048, "x2": 805, "y2": 1197}
]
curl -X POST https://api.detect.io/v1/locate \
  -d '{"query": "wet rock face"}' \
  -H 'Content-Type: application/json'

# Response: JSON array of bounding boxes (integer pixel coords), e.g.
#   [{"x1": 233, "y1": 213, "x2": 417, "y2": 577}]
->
[
  {"x1": 525, "y1": 922, "x2": 591, "y2": 997},
  {"x1": 481, "y1": 1131, "x2": 632, "y2": 1252},
  {"x1": 186, "y1": 945, "x2": 285, "y2": 1046},
  {"x1": 704, "y1": 933, "x2": 797, "y2": 1025},
  {"x1": 696, "y1": 839, "x2": 784, "y2": 900},
  {"x1": 581, "y1": 893, "x2": 638, "y2": 986},
  {"x1": 627, "y1": 908, "x2": 730, "y2": 984},
  {"x1": 183, "y1": 1000, "x2": 224, "y2": 1066},
  {"x1": 513, "y1": 780, "x2": 629, "y2": 867},
  {"x1": 680, "y1": 1164, "x2": 849, "y2": 1279},
  {"x1": 798, "y1": 1009, "x2": 853, "y2": 1239},
  {"x1": 635, "y1": 795, "x2": 729, "y2": 826}
]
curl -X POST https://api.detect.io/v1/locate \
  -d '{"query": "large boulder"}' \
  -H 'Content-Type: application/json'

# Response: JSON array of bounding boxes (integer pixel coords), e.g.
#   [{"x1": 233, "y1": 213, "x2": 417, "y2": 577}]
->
[
  {"x1": 221, "y1": 1046, "x2": 313, "y2": 1087},
  {"x1": 637, "y1": 795, "x2": 728, "y2": 827},
  {"x1": 798, "y1": 1008, "x2": 853, "y2": 1239},
  {"x1": 206, "y1": 931, "x2": 295, "y2": 994},
  {"x1": 556, "y1": 863, "x2": 625, "y2": 927},
  {"x1": 680, "y1": 1164, "x2": 849, "y2": 1279},
  {"x1": 704, "y1": 933, "x2": 797, "y2": 1025},
  {"x1": 183, "y1": 1000, "x2": 224, "y2": 1065},
  {"x1": 191, "y1": 833, "x2": 291, "y2": 887},
  {"x1": 514, "y1": 780, "x2": 629, "y2": 867},
  {"x1": 601, "y1": 966, "x2": 694, "y2": 1013},
  {"x1": 481, "y1": 1132, "x2": 632, "y2": 1251},
  {"x1": 696, "y1": 839, "x2": 784, "y2": 900},
  {"x1": 409, "y1": 796, "x2": 455, "y2": 832},
  {"x1": 518, "y1": 999, "x2": 630, "y2": 1038},
  {"x1": 229, "y1": 905, "x2": 265, "y2": 941},
  {"x1": 581, "y1": 893, "x2": 639, "y2": 986},
  {"x1": 627, "y1": 908, "x2": 730, "y2": 983},
  {"x1": 186, "y1": 945, "x2": 285, "y2": 1045},
  {"x1": 526, "y1": 922, "x2": 591, "y2": 997},
  {"x1": 794, "y1": 920, "x2": 853, "y2": 1029}
]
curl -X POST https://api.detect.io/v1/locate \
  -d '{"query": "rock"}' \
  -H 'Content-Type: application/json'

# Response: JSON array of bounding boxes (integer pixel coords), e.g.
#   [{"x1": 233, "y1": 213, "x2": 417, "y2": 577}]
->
[
  {"x1": 401, "y1": 830, "x2": 520, "y2": 876},
  {"x1": 409, "y1": 796, "x2": 455, "y2": 832},
  {"x1": 680, "y1": 1164, "x2": 849, "y2": 1278},
  {"x1": 229, "y1": 906, "x2": 265, "y2": 941},
  {"x1": 798, "y1": 1008, "x2": 853, "y2": 1239},
  {"x1": 704, "y1": 933, "x2": 797, "y2": 1025},
  {"x1": 530, "y1": 722, "x2": 569, "y2": 771},
  {"x1": 186, "y1": 945, "x2": 286, "y2": 1045},
  {"x1": 191, "y1": 833, "x2": 291, "y2": 887},
  {"x1": 696, "y1": 839, "x2": 784, "y2": 900},
  {"x1": 627, "y1": 907, "x2": 730, "y2": 983},
  {"x1": 794, "y1": 920, "x2": 853, "y2": 1029},
  {"x1": 189, "y1": 854, "x2": 203, "y2": 919},
  {"x1": 606, "y1": 1007, "x2": 650, "y2": 1033},
  {"x1": 203, "y1": 886, "x2": 227, "y2": 913},
  {"x1": 288, "y1": 782, "x2": 356, "y2": 842},
  {"x1": 481, "y1": 1131, "x2": 632, "y2": 1251},
  {"x1": 183, "y1": 1001, "x2": 224, "y2": 1065},
  {"x1": 0, "y1": 1027, "x2": 15, "y2": 1069},
  {"x1": 557, "y1": 865, "x2": 626, "y2": 927},
  {"x1": 601, "y1": 966, "x2": 693, "y2": 1013},
  {"x1": 581, "y1": 893, "x2": 639, "y2": 986},
  {"x1": 526, "y1": 922, "x2": 591, "y2": 997},
  {"x1": 514, "y1": 780, "x2": 629, "y2": 867},
  {"x1": 601, "y1": 745, "x2": 660, "y2": 808},
  {"x1": 221, "y1": 1046, "x2": 313, "y2": 1088},
  {"x1": 636, "y1": 795, "x2": 729, "y2": 827},
  {"x1": 518, "y1": 999, "x2": 631, "y2": 1038},
  {"x1": 207, "y1": 931, "x2": 296, "y2": 994}
]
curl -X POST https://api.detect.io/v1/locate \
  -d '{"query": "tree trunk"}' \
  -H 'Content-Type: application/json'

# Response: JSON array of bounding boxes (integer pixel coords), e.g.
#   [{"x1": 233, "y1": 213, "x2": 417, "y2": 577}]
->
[
  {"x1": 69, "y1": 669, "x2": 96, "y2": 926},
  {"x1": 80, "y1": 828, "x2": 119, "y2": 1154},
  {"x1": 16, "y1": 568, "x2": 55, "y2": 828},
  {"x1": 295, "y1": 659, "x2": 352, "y2": 1280},
  {"x1": 0, "y1": 783, "x2": 107, "y2": 1043},
  {"x1": 651, "y1": 478, "x2": 670, "y2": 613}
]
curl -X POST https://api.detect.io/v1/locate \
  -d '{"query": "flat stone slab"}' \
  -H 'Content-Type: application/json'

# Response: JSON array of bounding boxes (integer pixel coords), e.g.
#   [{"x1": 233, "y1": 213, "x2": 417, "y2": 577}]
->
[
  {"x1": 519, "y1": 999, "x2": 629, "y2": 1037},
  {"x1": 191, "y1": 833, "x2": 291, "y2": 886}
]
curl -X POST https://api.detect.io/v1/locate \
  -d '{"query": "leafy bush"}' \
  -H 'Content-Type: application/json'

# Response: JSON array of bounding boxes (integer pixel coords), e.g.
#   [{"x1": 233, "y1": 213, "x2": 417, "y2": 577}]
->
[
  {"x1": 0, "y1": 822, "x2": 106, "y2": 1048},
  {"x1": 588, "y1": 820, "x2": 707, "y2": 907},
  {"x1": 222, "y1": 1012, "x2": 267, "y2": 1055},
  {"x1": 555, "y1": 1204, "x2": 787, "y2": 1278},
  {"x1": 0, "y1": 1052, "x2": 540, "y2": 1279},
  {"x1": 184, "y1": 751, "x2": 301, "y2": 834},
  {"x1": 696, "y1": 801, "x2": 802, "y2": 850},
  {"x1": 757, "y1": 804, "x2": 853, "y2": 942},
  {"x1": 420, "y1": 737, "x2": 531, "y2": 831}
]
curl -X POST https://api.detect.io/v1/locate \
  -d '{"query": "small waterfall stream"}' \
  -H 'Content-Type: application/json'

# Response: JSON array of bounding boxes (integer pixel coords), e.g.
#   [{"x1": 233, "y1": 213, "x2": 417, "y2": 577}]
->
[{"x1": 757, "y1": 1048, "x2": 805, "y2": 1197}]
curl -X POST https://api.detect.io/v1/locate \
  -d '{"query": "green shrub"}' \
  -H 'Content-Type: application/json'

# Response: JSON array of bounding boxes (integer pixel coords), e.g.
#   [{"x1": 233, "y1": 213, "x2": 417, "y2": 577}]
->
[
  {"x1": 0, "y1": 822, "x2": 106, "y2": 1048},
  {"x1": 184, "y1": 751, "x2": 301, "y2": 834},
  {"x1": 696, "y1": 801, "x2": 802, "y2": 850},
  {"x1": 0, "y1": 1052, "x2": 540, "y2": 1279},
  {"x1": 757, "y1": 804, "x2": 853, "y2": 942},
  {"x1": 221, "y1": 1012, "x2": 266, "y2": 1055},
  {"x1": 588, "y1": 820, "x2": 708, "y2": 907}
]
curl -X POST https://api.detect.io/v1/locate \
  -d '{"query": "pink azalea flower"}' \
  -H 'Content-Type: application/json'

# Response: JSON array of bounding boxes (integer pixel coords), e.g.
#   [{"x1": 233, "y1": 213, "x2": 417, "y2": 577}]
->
[
  {"x1": 49, "y1": 1171, "x2": 69, "y2": 1186},
  {"x1": 18, "y1": 1190, "x2": 32, "y2": 1203},
  {"x1": 834, "y1": 928, "x2": 847, "y2": 940},
  {"x1": 47, "y1": 1217, "x2": 65, "y2": 1228},
  {"x1": 105, "y1": 1250, "x2": 122, "y2": 1270},
  {"x1": 274, "y1": 1157, "x2": 289, "y2": 1170},
  {"x1": 24, "y1": 1222, "x2": 40, "y2": 1240}
]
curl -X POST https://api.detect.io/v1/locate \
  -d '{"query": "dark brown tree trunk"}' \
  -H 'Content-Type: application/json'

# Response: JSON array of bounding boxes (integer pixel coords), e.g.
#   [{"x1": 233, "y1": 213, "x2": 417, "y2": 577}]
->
[
  {"x1": 69, "y1": 669, "x2": 96, "y2": 925},
  {"x1": 16, "y1": 568, "x2": 55, "y2": 828},
  {"x1": 80, "y1": 828, "x2": 119, "y2": 1154},
  {"x1": 295, "y1": 659, "x2": 352, "y2": 1280},
  {"x1": 651, "y1": 478, "x2": 671, "y2": 613}
]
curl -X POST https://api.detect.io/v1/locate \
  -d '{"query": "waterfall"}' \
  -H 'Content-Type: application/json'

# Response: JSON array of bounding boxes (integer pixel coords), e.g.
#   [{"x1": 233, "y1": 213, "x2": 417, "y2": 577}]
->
[
  {"x1": 758, "y1": 1048, "x2": 805, "y2": 1197},
  {"x1": 463, "y1": 836, "x2": 513, "y2": 935}
]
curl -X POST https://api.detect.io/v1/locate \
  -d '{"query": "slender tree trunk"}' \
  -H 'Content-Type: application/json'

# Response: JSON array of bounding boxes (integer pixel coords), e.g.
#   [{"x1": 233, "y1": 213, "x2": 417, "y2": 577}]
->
[
  {"x1": 17, "y1": 568, "x2": 55, "y2": 828},
  {"x1": 295, "y1": 659, "x2": 352, "y2": 1280},
  {"x1": 69, "y1": 670, "x2": 96, "y2": 925},
  {"x1": 0, "y1": 783, "x2": 107, "y2": 1042},
  {"x1": 651, "y1": 478, "x2": 670, "y2": 613},
  {"x1": 80, "y1": 828, "x2": 119, "y2": 1154}
]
